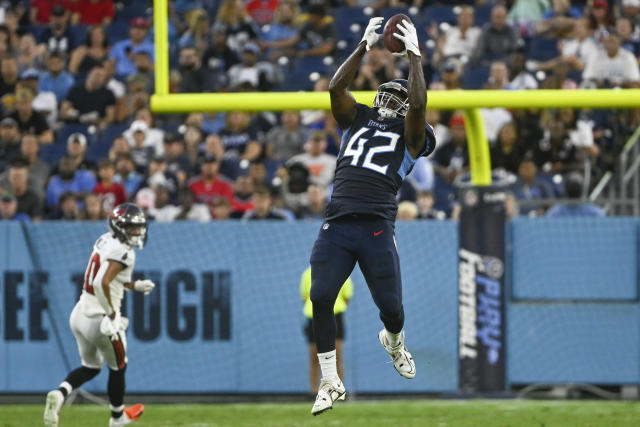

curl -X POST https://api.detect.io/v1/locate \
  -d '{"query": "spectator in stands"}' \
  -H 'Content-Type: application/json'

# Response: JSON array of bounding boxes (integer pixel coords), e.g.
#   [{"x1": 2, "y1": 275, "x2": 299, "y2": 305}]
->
[
  {"x1": 0, "y1": 56, "x2": 18, "y2": 97},
  {"x1": 433, "y1": 114, "x2": 469, "y2": 184},
  {"x1": 297, "y1": 183, "x2": 326, "y2": 219},
  {"x1": 9, "y1": 87, "x2": 53, "y2": 143},
  {"x1": 587, "y1": 0, "x2": 615, "y2": 44},
  {"x1": 125, "y1": 120, "x2": 155, "y2": 172},
  {"x1": 17, "y1": 33, "x2": 44, "y2": 72},
  {"x1": 536, "y1": 0, "x2": 580, "y2": 38},
  {"x1": 110, "y1": 17, "x2": 154, "y2": 79},
  {"x1": 148, "y1": 185, "x2": 175, "y2": 222},
  {"x1": 64, "y1": 132, "x2": 96, "y2": 173},
  {"x1": 4, "y1": 158, "x2": 43, "y2": 220},
  {"x1": 260, "y1": 0, "x2": 300, "y2": 45},
  {"x1": 407, "y1": 155, "x2": 435, "y2": 194},
  {"x1": 472, "y1": 5, "x2": 522, "y2": 65},
  {"x1": 108, "y1": 134, "x2": 130, "y2": 161},
  {"x1": 511, "y1": 156, "x2": 555, "y2": 216},
  {"x1": 127, "y1": 49, "x2": 155, "y2": 94},
  {"x1": 229, "y1": 175, "x2": 254, "y2": 214},
  {"x1": 214, "y1": 0, "x2": 259, "y2": 55},
  {"x1": 178, "y1": 9, "x2": 210, "y2": 54},
  {"x1": 71, "y1": 0, "x2": 114, "y2": 26},
  {"x1": 287, "y1": 130, "x2": 336, "y2": 188},
  {"x1": 547, "y1": 172, "x2": 605, "y2": 217},
  {"x1": 397, "y1": 200, "x2": 419, "y2": 221},
  {"x1": 0, "y1": 190, "x2": 30, "y2": 221},
  {"x1": 37, "y1": 5, "x2": 76, "y2": 55},
  {"x1": 583, "y1": 32, "x2": 640, "y2": 87},
  {"x1": 485, "y1": 60, "x2": 509, "y2": 89},
  {"x1": 507, "y1": 51, "x2": 538, "y2": 90},
  {"x1": 46, "y1": 156, "x2": 96, "y2": 211},
  {"x1": 69, "y1": 25, "x2": 110, "y2": 77},
  {"x1": 507, "y1": 0, "x2": 549, "y2": 36},
  {"x1": 416, "y1": 191, "x2": 447, "y2": 220},
  {"x1": 621, "y1": 0, "x2": 640, "y2": 33},
  {"x1": 49, "y1": 191, "x2": 79, "y2": 220},
  {"x1": 39, "y1": 51, "x2": 75, "y2": 104},
  {"x1": 538, "y1": 18, "x2": 598, "y2": 73},
  {"x1": 61, "y1": 64, "x2": 116, "y2": 128},
  {"x1": 135, "y1": 187, "x2": 156, "y2": 219},
  {"x1": 80, "y1": 192, "x2": 105, "y2": 220},
  {"x1": 19, "y1": 68, "x2": 58, "y2": 127},
  {"x1": 124, "y1": 110, "x2": 164, "y2": 155},
  {"x1": 353, "y1": 46, "x2": 396, "y2": 91},
  {"x1": 18, "y1": 133, "x2": 49, "y2": 196},
  {"x1": 615, "y1": 17, "x2": 640, "y2": 57},
  {"x1": 94, "y1": 158, "x2": 127, "y2": 213},
  {"x1": 262, "y1": 3, "x2": 336, "y2": 58},
  {"x1": 177, "y1": 45, "x2": 211, "y2": 93},
  {"x1": 113, "y1": 153, "x2": 143, "y2": 197},
  {"x1": 440, "y1": 60, "x2": 462, "y2": 90},
  {"x1": 142, "y1": 156, "x2": 180, "y2": 203},
  {"x1": 265, "y1": 111, "x2": 306, "y2": 163},
  {"x1": 534, "y1": 118, "x2": 580, "y2": 174},
  {"x1": 0, "y1": 117, "x2": 21, "y2": 170},
  {"x1": 202, "y1": 133, "x2": 241, "y2": 180},
  {"x1": 242, "y1": 185, "x2": 287, "y2": 220},
  {"x1": 227, "y1": 42, "x2": 281, "y2": 91},
  {"x1": 220, "y1": 111, "x2": 262, "y2": 161},
  {"x1": 173, "y1": 188, "x2": 212, "y2": 222},
  {"x1": 164, "y1": 134, "x2": 193, "y2": 186},
  {"x1": 435, "y1": 5, "x2": 481, "y2": 66},
  {"x1": 491, "y1": 122, "x2": 525, "y2": 174},
  {"x1": 189, "y1": 154, "x2": 234, "y2": 206},
  {"x1": 211, "y1": 196, "x2": 232, "y2": 220},
  {"x1": 249, "y1": 160, "x2": 270, "y2": 189}
]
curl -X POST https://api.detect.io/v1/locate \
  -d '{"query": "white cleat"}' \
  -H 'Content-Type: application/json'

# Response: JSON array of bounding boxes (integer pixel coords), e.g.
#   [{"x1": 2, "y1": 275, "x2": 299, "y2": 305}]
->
[
  {"x1": 43, "y1": 390, "x2": 64, "y2": 427},
  {"x1": 109, "y1": 404, "x2": 144, "y2": 426},
  {"x1": 311, "y1": 377, "x2": 346, "y2": 416},
  {"x1": 378, "y1": 329, "x2": 416, "y2": 379}
]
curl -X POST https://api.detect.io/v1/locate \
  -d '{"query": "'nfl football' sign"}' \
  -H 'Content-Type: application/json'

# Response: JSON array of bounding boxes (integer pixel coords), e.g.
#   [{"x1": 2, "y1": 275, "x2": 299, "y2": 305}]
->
[{"x1": 458, "y1": 185, "x2": 507, "y2": 392}]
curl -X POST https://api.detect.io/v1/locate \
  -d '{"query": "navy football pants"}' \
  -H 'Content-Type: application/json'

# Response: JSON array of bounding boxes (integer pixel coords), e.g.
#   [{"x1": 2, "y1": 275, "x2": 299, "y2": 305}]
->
[{"x1": 309, "y1": 216, "x2": 404, "y2": 353}]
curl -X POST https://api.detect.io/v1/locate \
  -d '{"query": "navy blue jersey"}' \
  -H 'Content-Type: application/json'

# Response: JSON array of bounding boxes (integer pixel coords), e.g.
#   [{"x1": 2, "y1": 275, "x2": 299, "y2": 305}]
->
[{"x1": 325, "y1": 103, "x2": 437, "y2": 221}]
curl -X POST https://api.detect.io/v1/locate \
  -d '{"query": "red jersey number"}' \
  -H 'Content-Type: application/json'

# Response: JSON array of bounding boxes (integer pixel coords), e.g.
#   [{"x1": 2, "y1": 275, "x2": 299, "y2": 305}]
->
[{"x1": 83, "y1": 253, "x2": 101, "y2": 294}]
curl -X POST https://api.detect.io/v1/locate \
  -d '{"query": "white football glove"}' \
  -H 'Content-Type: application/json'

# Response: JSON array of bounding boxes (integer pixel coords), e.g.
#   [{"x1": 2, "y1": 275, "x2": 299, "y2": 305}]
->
[
  {"x1": 133, "y1": 279, "x2": 155, "y2": 295},
  {"x1": 393, "y1": 19, "x2": 421, "y2": 58},
  {"x1": 360, "y1": 17, "x2": 383, "y2": 51},
  {"x1": 100, "y1": 313, "x2": 122, "y2": 340}
]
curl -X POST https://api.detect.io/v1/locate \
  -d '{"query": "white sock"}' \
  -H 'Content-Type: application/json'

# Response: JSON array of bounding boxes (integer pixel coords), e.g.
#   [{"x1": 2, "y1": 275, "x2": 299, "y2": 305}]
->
[
  {"x1": 58, "y1": 381, "x2": 72, "y2": 397},
  {"x1": 385, "y1": 329, "x2": 402, "y2": 347},
  {"x1": 317, "y1": 350, "x2": 338, "y2": 381}
]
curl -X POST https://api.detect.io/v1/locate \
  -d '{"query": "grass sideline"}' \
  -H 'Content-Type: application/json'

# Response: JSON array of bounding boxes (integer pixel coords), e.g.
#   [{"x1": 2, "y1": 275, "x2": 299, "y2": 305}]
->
[{"x1": 2, "y1": 399, "x2": 640, "y2": 426}]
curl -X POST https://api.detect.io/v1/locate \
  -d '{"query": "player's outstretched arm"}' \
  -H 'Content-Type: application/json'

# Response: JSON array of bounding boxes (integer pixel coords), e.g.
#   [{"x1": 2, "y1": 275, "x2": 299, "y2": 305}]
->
[
  {"x1": 329, "y1": 17, "x2": 383, "y2": 130},
  {"x1": 394, "y1": 20, "x2": 427, "y2": 159}
]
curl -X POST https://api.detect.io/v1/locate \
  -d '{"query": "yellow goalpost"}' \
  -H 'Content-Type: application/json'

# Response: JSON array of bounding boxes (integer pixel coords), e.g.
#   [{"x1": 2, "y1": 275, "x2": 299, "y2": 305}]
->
[{"x1": 150, "y1": 0, "x2": 640, "y2": 186}]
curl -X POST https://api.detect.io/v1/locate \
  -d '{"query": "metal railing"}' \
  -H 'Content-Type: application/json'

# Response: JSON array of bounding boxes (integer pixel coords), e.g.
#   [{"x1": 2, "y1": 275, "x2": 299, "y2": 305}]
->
[{"x1": 589, "y1": 125, "x2": 640, "y2": 216}]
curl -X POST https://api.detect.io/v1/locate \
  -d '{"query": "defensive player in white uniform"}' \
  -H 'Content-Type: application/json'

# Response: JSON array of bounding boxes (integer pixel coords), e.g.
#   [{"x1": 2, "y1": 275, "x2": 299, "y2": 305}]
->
[{"x1": 44, "y1": 203, "x2": 156, "y2": 427}]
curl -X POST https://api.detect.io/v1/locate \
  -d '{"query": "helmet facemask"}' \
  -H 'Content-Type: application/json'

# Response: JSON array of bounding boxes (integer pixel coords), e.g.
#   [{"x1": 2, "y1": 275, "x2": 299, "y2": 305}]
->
[
  {"x1": 109, "y1": 204, "x2": 148, "y2": 249},
  {"x1": 374, "y1": 81, "x2": 409, "y2": 119}
]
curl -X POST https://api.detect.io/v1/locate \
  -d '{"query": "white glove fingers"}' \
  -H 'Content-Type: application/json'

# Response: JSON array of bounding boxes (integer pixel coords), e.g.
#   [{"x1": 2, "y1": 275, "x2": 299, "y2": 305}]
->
[{"x1": 392, "y1": 32, "x2": 406, "y2": 41}]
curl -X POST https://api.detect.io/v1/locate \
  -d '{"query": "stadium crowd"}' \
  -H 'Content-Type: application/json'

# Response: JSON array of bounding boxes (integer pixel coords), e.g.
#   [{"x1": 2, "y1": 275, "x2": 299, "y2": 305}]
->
[{"x1": 0, "y1": 0, "x2": 635, "y2": 222}]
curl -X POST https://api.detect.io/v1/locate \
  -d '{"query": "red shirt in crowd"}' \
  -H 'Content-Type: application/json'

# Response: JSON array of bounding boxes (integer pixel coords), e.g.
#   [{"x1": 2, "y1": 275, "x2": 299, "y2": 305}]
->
[
  {"x1": 71, "y1": 0, "x2": 115, "y2": 25},
  {"x1": 31, "y1": 0, "x2": 74, "y2": 24},
  {"x1": 246, "y1": 0, "x2": 278, "y2": 26},
  {"x1": 189, "y1": 176, "x2": 234, "y2": 206},
  {"x1": 93, "y1": 182, "x2": 127, "y2": 212}
]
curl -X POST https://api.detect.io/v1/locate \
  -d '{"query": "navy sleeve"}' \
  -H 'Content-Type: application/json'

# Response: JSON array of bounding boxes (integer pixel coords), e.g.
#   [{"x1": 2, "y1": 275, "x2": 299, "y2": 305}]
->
[{"x1": 420, "y1": 122, "x2": 437, "y2": 157}]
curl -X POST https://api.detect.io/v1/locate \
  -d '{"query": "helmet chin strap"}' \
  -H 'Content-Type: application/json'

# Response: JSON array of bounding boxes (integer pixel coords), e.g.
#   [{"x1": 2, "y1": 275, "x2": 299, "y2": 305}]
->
[{"x1": 378, "y1": 107, "x2": 397, "y2": 118}]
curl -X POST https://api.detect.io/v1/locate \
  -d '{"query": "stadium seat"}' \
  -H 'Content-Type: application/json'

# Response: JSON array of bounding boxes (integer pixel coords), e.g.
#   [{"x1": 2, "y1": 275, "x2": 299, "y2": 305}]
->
[
  {"x1": 106, "y1": 18, "x2": 131, "y2": 44},
  {"x1": 285, "y1": 56, "x2": 335, "y2": 91},
  {"x1": 474, "y1": 4, "x2": 493, "y2": 27},
  {"x1": 334, "y1": 7, "x2": 368, "y2": 42},
  {"x1": 462, "y1": 66, "x2": 490, "y2": 89},
  {"x1": 528, "y1": 37, "x2": 559, "y2": 61},
  {"x1": 380, "y1": 7, "x2": 410, "y2": 21},
  {"x1": 87, "y1": 123, "x2": 129, "y2": 162},
  {"x1": 421, "y1": 5, "x2": 456, "y2": 26}
]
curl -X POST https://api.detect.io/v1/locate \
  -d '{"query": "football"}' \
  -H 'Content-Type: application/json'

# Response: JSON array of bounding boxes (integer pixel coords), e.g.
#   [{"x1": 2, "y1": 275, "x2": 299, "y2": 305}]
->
[{"x1": 383, "y1": 14, "x2": 411, "y2": 53}]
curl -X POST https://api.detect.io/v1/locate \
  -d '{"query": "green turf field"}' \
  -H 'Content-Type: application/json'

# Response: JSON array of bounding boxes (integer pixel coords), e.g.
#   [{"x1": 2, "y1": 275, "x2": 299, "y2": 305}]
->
[{"x1": 2, "y1": 399, "x2": 640, "y2": 426}]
